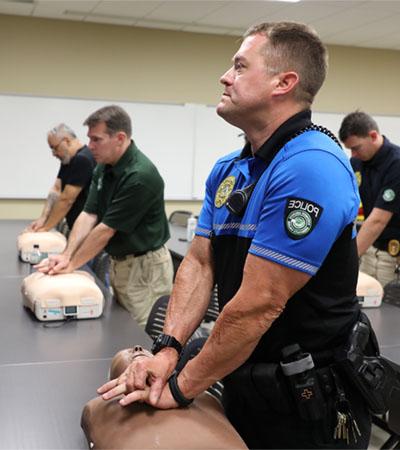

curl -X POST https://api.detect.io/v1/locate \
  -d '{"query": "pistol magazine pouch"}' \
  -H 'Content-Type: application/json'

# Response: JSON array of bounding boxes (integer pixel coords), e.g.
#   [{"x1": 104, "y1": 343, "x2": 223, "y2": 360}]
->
[
  {"x1": 339, "y1": 312, "x2": 400, "y2": 414},
  {"x1": 21, "y1": 271, "x2": 104, "y2": 321},
  {"x1": 17, "y1": 231, "x2": 67, "y2": 263}
]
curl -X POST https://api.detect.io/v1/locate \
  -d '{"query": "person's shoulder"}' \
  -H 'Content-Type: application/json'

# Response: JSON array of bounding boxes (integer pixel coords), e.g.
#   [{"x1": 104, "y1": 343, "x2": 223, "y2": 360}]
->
[{"x1": 215, "y1": 149, "x2": 242, "y2": 165}]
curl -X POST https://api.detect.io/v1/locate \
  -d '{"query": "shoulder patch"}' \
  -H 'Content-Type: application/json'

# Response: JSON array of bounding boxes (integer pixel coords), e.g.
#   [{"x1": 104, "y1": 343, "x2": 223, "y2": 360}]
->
[
  {"x1": 215, "y1": 176, "x2": 235, "y2": 208},
  {"x1": 383, "y1": 188, "x2": 395, "y2": 202},
  {"x1": 285, "y1": 198, "x2": 323, "y2": 240}
]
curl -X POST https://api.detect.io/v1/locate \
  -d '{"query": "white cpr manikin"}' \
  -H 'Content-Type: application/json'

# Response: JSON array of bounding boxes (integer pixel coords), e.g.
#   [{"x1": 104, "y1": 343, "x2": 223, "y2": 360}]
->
[
  {"x1": 357, "y1": 271, "x2": 383, "y2": 307},
  {"x1": 17, "y1": 231, "x2": 67, "y2": 263},
  {"x1": 21, "y1": 270, "x2": 104, "y2": 321}
]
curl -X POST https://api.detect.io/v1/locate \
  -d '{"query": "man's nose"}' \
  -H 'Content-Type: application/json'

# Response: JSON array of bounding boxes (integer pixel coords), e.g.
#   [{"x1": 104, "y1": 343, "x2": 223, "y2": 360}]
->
[{"x1": 220, "y1": 66, "x2": 233, "y2": 85}]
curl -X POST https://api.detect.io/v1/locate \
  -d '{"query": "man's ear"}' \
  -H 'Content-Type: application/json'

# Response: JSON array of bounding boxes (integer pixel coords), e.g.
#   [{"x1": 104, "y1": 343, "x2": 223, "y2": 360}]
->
[
  {"x1": 116, "y1": 131, "x2": 127, "y2": 144},
  {"x1": 369, "y1": 130, "x2": 379, "y2": 142},
  {"x1": 272, "y1": 71, "x2": 299, "y2": 97}
]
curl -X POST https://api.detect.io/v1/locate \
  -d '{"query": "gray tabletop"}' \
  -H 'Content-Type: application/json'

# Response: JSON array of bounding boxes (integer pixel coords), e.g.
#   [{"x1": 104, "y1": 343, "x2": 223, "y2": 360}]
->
[
  {"x1": 0, "y1": 220, "x2": 151, "y2": 449},
  {"x1": 167, "y1": 223, "x2": 400, "y2": 365}
]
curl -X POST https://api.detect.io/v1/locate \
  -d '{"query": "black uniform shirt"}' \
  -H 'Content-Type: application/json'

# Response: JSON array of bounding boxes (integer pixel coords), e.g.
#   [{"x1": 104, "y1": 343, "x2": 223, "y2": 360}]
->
[{"x1": 351, "y1": 137, "x2": 400, "y2": 245}]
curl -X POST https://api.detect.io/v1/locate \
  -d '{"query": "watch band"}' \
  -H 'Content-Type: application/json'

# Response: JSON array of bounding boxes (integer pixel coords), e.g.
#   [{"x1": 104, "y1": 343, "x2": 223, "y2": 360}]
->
[
  {"x1": 168, "y1": 370, "x2": 193, "y2": 407},
  {"x1": 151, "y1": 333, "x2": 183, "y2": 356}
]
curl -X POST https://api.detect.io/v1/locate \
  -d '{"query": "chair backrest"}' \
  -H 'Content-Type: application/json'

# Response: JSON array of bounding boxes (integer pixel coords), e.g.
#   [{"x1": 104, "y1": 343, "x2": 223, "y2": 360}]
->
[
  {"x1": 168, "y1": 210, "x2": 192, "y2": 227},
  {"x1": 204, "y1": 284, "x2": 220, "y2": 322},
  {"x1": 55, "y1": 218, "x2": 70, "y2": 238},
  {"x1": 145, "y1": 295, "x2": 223, "y2": 400},
  {"x1": 91, "y1": 251, "x2": 110, "y2": 288},
  {"x1": 145, "y1": 295, "x2": 170, "y2": 341}
]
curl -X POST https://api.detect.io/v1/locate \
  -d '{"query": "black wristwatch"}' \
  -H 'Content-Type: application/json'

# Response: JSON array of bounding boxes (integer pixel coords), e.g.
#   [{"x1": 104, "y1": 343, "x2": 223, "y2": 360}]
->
[{"x1": 151, "y1": 333, "x2": 183, "y2": 356}]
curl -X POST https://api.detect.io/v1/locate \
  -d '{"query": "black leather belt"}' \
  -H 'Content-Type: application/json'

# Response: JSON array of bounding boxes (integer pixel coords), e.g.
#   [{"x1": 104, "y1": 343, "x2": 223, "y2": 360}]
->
[{"x1": 110, "y1": 246, "x2": 162, "y2": 261}]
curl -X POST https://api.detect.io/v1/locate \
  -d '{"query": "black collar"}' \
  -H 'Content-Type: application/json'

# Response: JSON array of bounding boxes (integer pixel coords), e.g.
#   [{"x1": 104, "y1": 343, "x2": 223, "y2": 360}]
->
[
  {"x1": 364, "y1": 136, "x2": 389, "y2": 167},
  {"x1": 239, "y1": 109, "x2": 312, "y2": 164}
]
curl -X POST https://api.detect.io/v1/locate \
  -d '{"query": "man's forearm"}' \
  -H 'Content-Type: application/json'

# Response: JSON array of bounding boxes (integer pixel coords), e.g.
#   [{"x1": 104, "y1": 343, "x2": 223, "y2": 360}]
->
[
  {"x1": 63, "y1": 212, "x2": 97, "y2": 258},
  {"x1": 164, "y1": 238, "x2": 215, "y2": 346},
  {"x1": 41, "y1": 197, "x2": 73, "y2": 231},
  {"x1": 40, "y1": 190, "x2": 59, "y2": 221},
  {"x1": 357, "y1": 208, "x2": 393, "y2": 256},
  {"x1": 69, "y1": 224, "x2": 113, "y2": 271}
]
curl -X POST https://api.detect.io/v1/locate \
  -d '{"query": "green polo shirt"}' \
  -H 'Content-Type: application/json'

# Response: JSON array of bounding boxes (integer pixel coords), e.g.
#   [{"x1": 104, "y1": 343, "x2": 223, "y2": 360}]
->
[{"x1": 84, "y1": 141, "x2": 170, "y2": 257}]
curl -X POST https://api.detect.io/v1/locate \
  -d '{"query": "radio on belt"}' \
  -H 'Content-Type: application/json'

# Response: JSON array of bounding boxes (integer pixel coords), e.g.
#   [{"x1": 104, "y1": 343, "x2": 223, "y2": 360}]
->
[{"x1": 21, "y1": 271, "x2": 104, "y2": 321}]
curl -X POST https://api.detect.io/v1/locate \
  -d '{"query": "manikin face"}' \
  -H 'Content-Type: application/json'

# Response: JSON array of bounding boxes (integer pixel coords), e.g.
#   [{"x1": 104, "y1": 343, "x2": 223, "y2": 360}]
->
[
  {"x1": 87, "y1": 122, "x2": 121, "y2": 165},
  {"x1": 48, "y1": 135, "x2": 71, "y2": 165},
  {"x1": 217, "y1": 33, "x2": 278, "y2": 129},
  {"x1": 342, "y1": 131, "x2": 381, "y2": 161}
]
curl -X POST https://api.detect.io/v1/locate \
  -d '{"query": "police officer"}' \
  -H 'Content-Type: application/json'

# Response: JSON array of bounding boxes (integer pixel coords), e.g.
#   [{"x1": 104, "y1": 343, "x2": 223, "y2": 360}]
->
[
  {"x1": 339, "y1": 111, "x2": 400, "y2": 287},
  {"x1": 98, "y1": 23, "x2": 371, "y2": 449}
]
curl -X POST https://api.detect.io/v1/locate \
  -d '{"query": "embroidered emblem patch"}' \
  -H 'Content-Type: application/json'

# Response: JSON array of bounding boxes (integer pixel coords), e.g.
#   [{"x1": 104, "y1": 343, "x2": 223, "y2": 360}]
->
[
  {"x1": 355, "y1": 171, "x2": 362, "y2": 187},
  {"x1": 97, "y1": 176, "x2": 103, "y2": 191},
  {"x1": 215, "y1": 176, "x2": 236, "y2": 208},
  {"x1": 285, "y1": 198, "x2": 323, "y2": 240},
  {"x1": 383, "y1": 189, "x2": 395, "y2": 202}
]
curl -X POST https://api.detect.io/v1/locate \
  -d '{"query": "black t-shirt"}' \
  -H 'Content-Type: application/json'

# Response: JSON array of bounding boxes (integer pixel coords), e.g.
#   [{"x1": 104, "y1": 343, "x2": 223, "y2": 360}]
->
[
  {"x1": 351, "y1": 137, "x2": 400, "y2": 244},
  {"x1": 57, "y1": 145, "x2": 96, "y2": 228}
]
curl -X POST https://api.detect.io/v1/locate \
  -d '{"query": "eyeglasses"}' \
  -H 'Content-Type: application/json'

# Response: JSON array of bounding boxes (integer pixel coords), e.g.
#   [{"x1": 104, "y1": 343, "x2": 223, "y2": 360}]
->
[{"x1": 50, "y1": 138, "x2": 65, "y2": 153}]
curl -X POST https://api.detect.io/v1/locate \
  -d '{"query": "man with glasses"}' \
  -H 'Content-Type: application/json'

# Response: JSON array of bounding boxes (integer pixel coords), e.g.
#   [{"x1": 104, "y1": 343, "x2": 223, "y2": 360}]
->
[{"x1": 27, "y1": 123, "x2": 95, "y2": 232}]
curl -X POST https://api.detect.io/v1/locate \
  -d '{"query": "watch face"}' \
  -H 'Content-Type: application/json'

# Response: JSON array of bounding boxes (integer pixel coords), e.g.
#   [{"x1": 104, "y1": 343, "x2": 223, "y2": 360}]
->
[{"x1": 151, "y1": 334, "x2": 182, "y2": 355}]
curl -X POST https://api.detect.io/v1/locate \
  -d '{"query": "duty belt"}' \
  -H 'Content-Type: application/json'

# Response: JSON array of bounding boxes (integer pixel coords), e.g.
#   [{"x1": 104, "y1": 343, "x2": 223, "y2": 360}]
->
[{"x1": 374, "y1": 239, "x2": 400, "y2": 256}]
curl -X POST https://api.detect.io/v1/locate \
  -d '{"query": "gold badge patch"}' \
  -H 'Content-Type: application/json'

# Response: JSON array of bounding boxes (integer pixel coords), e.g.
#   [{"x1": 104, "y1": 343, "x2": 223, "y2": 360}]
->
[
  {"x1": 388, "y1": 239, "x2": 400, "y2": 256},
  {"x1": 215, "y1": 176, "x2": 236, "y2": 208},
  {"x1": 355, "y1": 171, "x2": 362, "y2": 187}
]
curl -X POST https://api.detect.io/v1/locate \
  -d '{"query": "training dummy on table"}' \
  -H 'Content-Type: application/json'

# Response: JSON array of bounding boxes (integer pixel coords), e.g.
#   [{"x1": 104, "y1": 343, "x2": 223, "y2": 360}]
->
[
  {"x1": 81, "y1": 346, "x2": 247, "y2": 449},
  {"x1": 98, "y1": 22, "x2": 373, "y2": 449},
  {"x1": 36, "y1": 105, "x2": 173, "y2": 328}
]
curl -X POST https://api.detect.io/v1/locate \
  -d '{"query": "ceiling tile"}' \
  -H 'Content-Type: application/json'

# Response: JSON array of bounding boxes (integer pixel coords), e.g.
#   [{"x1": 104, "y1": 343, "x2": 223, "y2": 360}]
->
[
  {"x1": 145, "y1": 1, "x2": 227, "y2": 22},
  {"x1": 195, "y1": 1, "x2": 286, "y2": 28},
  {"x1": 0, "y1": 1, "x2": 33, "y2": 15},
  {"x1": 92, "y1": 1, "x2": 162, "y2": 19}
]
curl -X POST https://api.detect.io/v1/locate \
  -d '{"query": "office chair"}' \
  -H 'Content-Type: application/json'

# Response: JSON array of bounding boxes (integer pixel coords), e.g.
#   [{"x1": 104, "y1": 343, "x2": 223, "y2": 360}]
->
[
  {"x1": 56, "y1": 218, "x2": 70, "y2": 238},
  {"x1": 383, "y1": 276, "x2": 400, "y2": 308},
  {"x1": 91, "y1": 251, "x2": 110, "y2": 289},
  {"x1": 168, "y1": 210, "x2": 192, "y2": 227},
  {"x1": 145, "y1": 294, "x2": 224, "y2": 402}
]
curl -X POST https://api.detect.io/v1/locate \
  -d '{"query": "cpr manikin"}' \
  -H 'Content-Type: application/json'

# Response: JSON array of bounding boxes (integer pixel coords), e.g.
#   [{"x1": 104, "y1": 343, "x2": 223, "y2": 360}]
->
[
  {"x1": 356, "y1": 271, "x2": 384, "y2": 307},
  {"x1": 21, "y1": 270, "x2": 104, "y2": 321},
  {"x1": 81, "y1": 346, "x2": 247, "y2": 450},
  {"x1": 17, "y1": 230, "x2": 66, "y2": 263}
]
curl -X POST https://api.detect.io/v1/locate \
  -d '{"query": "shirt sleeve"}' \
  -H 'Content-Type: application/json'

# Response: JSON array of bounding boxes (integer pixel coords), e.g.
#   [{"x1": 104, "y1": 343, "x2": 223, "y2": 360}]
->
[
  {"x1": 373, "y1": 159, "x2": 400, "y2": 213},
  {"x1": 196, "y1": 168, "x2": 217, "y2": 239},
  {"x1": 249, "y1": 150, "x2": 359, "y2": 275}
]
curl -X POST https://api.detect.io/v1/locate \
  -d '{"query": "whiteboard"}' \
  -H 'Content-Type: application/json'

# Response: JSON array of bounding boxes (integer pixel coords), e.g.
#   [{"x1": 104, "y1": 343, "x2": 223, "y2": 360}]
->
[{"x1": 1, "y1": 93, "x2": 399, "y2": 200}]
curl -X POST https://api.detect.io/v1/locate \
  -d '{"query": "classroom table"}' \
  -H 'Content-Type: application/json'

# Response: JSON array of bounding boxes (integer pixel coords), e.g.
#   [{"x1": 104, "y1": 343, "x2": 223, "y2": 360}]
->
[
  {"x1": 0, "y1": 220, "x2": 151, "y2": 449},
  {"x1": 167, "y1": 224, "x2": 400, "y2": 365}
]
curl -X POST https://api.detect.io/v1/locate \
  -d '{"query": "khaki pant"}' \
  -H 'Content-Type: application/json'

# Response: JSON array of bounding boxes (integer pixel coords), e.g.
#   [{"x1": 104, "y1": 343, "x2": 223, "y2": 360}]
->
[
  {"x1": 110, "y1": 245, "x2": 173, "y2": 328},
  {"x1": 360, "y1": 246, "x2": 398, "y2": 287}
]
